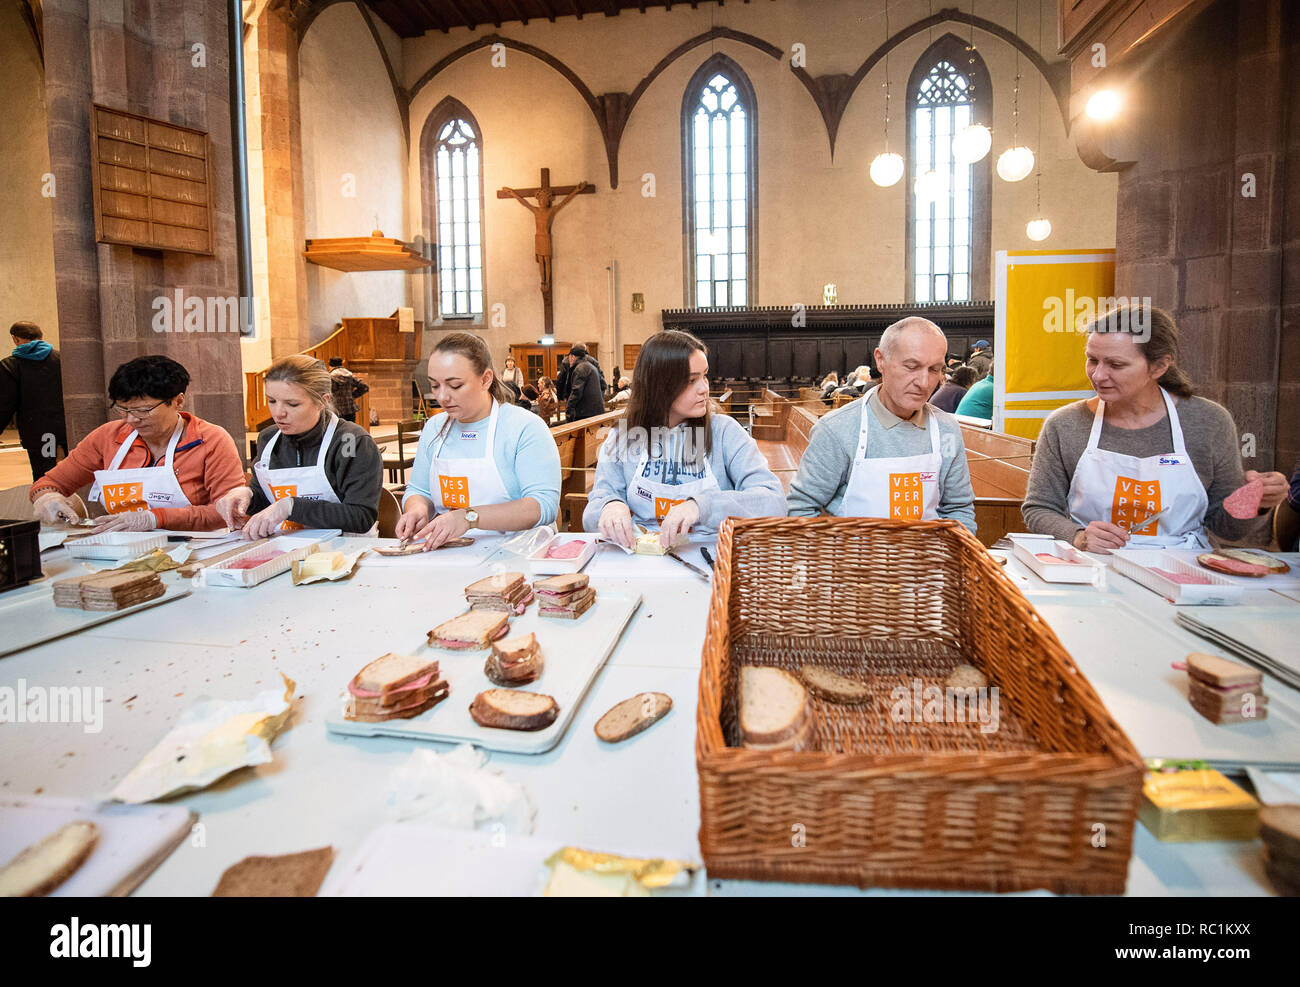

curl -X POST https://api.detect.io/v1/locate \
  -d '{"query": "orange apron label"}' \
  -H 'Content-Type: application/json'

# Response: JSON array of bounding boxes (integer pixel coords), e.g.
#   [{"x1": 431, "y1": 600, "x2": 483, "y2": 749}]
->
[
  {"x1": 102, "y1": 482, "x2": 147, "y2": 514},
  {"x1": 438, "y1": 474, "x2": 471, "y2": 509},
  {"x1": 1111, "y1": 476, "x2": 1161, "y2": 531},
  {"x1": 269, "y1": 483, "x2": 303, "y2": 531},
  {"x1": 653, "y1": 497, "x2": 686, "y2": 521},
  {"x1": 889, "y1": 473, "x2": 924, "y2": 519}
]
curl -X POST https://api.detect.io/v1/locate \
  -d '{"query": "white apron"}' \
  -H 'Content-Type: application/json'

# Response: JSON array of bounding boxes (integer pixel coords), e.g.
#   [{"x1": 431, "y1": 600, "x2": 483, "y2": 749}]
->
[
  {"x1": 253, "y1": 413, "x2": 342, "y2": 533},
  {"x1": 88, "y1": 419, "x2": 193, "y2": 515},
  {"x1": 626, "y1": 426, "x2": 722, "y2": 531},
  {"x1": 838, "y1": 390, "x2": 943, "y2": 520},
  {"x1": 429, "y1": 401, "x2": 511, "y2": 538},
  {"x1": 1067, "y1": 388, "x2": 1209, "y2": 549}
]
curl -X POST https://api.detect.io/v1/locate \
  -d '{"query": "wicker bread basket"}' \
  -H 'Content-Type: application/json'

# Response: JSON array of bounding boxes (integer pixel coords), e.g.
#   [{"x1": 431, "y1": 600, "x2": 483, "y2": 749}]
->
[{"x1": 696, "y1": 517, "x2": 1142, "y2": 894}]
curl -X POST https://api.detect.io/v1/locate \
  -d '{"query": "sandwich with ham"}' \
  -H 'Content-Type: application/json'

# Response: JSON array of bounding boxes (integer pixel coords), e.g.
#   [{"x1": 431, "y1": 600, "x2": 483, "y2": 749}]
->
[
  {"x1": 428, "y1": 610, "x2": 511, "y2": 651},
  {"x1": 465, "y1": 572, "x2": 534, "y2": 614},
  {"x1": 345, "y1": 653, "x2": 450, "y2": 722},
  {"x1": 533, "y1": 573, "x2": 596, "y2": 620},
  {"x1": 1179, "y1": 652, "x2": 1268, "y2": 725},
  {"x1": 485, "y1": 632, "x2": 545, "y2": 686}
]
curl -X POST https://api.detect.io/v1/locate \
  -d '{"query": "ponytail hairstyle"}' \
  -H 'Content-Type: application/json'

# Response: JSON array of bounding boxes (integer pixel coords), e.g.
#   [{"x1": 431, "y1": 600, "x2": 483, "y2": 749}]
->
[
  {"x1": 264, "y1": 355, "x2": 336, "y2": 413},
  {"x1": 1085, "y1": 303, "x2": 1194, "y2": 399},
  {"x1": 430, "y1": 332, "x2": 514, "y2": 437}
]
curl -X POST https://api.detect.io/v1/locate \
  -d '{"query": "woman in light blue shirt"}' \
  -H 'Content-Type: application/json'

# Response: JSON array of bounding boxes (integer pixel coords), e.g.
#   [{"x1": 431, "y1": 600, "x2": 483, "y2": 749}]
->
[{"x1": 396, "y1": 333, "x2": 561, "y2": 550}]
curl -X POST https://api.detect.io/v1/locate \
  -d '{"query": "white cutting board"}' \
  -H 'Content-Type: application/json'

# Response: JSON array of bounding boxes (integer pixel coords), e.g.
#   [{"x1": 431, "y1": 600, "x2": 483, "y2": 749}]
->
[
  {"x1": 1034, "y1": 597, "x2": 1300, "y2": 772},
  {"x1": 0, "y1": 796, "x2": 195, "y2": 896},
  {"x1": 319, "y1": 822, "x2": 704, "y2": 897},
  {"x1": 0, "y1": 580, "x2": 192, "y2": 658},
  {"x1": 357, "y1": 535, "x2": 507, "y2": 569},
  {"x1": 324, "y1": 590, "x2": 641, "y2": 754}
]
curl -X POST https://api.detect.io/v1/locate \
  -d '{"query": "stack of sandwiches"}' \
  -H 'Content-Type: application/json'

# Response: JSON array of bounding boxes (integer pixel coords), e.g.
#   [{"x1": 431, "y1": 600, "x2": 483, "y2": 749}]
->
[
  {"x1": 739, "y1": 666, "x2": 813, "y2": 752},
  {"x1": 53, "y1": 571, "x2": 165, "y2": 611},
  {"x1": 534, "y1": 574, "x2": 596, "y2": 620},
  {"x1": 485, "y1": 632, "x2": 544, "y2": 686},
  {"x1": 428, "y1": 610, "x2": 510, "y2": 651},
  {"x1": 345, "y1": 653, "x2": 449, "y2": 722},
  {"x1": 465, "y1": 572, "x2": 534, "y2": 614},
  {"x1": 1182, "y1": 652, "x2": 1268, "y2": 724}
]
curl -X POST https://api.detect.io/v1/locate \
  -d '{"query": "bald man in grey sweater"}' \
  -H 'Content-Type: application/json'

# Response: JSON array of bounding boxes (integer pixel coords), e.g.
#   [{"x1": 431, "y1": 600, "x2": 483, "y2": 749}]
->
[{"x1": 787, "y1": 318, "x2": 977, "y2": 535}]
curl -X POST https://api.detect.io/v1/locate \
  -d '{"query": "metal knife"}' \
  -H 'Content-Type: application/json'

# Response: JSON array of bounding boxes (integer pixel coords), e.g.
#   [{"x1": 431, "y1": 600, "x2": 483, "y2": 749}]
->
[{"x1": 667, "y1": 551, "x2": 711, "y2": 581}]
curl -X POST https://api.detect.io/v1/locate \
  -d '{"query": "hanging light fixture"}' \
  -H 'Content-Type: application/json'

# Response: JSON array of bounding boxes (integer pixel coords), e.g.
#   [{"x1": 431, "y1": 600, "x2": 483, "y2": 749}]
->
[
  {"x1": 870, "y1": 1, "x2": 904, "y2": 187},
  {"x1": 914, "y1": 170, "x2": 944, "y2": 202},
  {"x1": 953, "y1": 1, "x2": 990, "y2": 164},
  {"x1": 1026, "y1": 218, "x2": 1051, "y2": 241},
  {"x1": 1024, "y1": 4, "x2": 1050, "y2": 242},
  {"x1": 996, "y1": 2, "x2": 1034, "y2": 182},
  {"x1": 1086, "y1": 89, "x2": 1121, "y2": 121}
]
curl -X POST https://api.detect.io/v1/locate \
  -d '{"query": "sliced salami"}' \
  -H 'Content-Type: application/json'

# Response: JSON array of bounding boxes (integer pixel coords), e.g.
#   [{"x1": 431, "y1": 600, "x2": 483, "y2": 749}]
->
[{"x1": 1223, "y1": 478, "x2": 1263, "y2": 519}]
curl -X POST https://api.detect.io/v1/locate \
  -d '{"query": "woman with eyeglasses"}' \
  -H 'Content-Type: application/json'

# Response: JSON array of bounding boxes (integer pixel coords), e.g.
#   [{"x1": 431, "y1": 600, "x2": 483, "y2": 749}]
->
[{"x1": 29, "y1": 355, "x2": 244, "y2": 532}]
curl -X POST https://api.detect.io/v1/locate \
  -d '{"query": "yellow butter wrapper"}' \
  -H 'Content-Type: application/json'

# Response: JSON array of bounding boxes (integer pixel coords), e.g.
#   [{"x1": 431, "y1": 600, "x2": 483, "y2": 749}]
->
[
  {"x1": 1138, "y1": 768, "x2": 1260, "y2": 842},
  {"x1": 543, "y1": 846, "x2": 696, "y2": 892}
]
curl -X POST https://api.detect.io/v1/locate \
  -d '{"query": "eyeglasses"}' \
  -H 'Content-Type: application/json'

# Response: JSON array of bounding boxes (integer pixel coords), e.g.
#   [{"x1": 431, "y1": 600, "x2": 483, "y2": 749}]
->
[{"x1": 111, "y1": 399, "x2": 167, "y2": 421}]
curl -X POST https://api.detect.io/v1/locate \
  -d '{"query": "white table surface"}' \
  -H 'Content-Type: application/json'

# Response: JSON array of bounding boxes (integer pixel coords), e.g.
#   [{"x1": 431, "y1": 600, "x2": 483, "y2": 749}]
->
[{"x1": 0, "y1": 536, "x2": 1291, "y2": 897}]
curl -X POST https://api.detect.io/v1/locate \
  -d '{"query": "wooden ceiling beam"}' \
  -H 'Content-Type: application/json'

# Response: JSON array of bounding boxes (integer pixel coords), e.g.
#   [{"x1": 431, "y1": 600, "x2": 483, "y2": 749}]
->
[
  {"x1": 411, "y1": 0, "x2": 452, "y2": 33},
  {"x1": 479, "y1": 0, "x2": 504, "y2": 28},
  {"x1": 499, "y1": 0, "x2": 530, "y2": 25},
  {"x1": 444, "y1": 0, "x2": 481, "y2": 30},
  {"x1": 537, "y1": 0, "x2": 558, "y2": 22}
]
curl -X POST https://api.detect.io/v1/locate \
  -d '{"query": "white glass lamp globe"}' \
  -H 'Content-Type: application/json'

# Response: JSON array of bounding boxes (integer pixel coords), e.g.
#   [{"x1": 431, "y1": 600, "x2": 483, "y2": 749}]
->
[
  {"x1": 996, "y1": 145, "x2": 1035, "y2": 182},
  {"x1": 869, "y1": 152, "x2": 904, "y2": 187},
  {"x1": 952, "y1": 123, "x2": 992, "y2": 164},
  {"x1": 1026, "y1": 217, "x2": 1052, "y2": 241},
  {"x1": 914, "y1": 169, "x2": 943, "y2": 202}
]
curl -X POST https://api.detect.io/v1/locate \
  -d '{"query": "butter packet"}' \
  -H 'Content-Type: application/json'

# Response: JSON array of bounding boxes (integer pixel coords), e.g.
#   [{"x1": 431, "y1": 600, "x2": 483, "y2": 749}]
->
[
  {"x1": 112, "y1": 545, "x2": 192, "y2": 573},
  {"x1": 109, "y1": 674, "x2": 296, "y2": 804},
  {"x1": 291, "y1": 549, "x2": 365, "y2": 585},
  {"x1": 542, "y1": 847, "x2": 698, "y2": 896},
  {"x1": 1138, "y1": 761, "x2": 1260, "y2": 842}
]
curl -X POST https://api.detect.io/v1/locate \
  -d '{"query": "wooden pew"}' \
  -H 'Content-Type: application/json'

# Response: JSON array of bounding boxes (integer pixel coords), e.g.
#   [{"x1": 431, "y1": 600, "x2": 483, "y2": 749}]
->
[
  {"x1": 960, "y1": 423, "x2": 1035, "y2": 546},
  {"x1": 552, "y1": 408, "x2": 625, "y2": 531}
]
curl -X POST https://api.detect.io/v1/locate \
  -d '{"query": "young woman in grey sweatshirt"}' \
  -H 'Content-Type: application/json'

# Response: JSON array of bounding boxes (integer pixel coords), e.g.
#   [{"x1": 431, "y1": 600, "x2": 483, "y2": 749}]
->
[{"x1": 584, "y1": 331, "x2": 785, "y2": 548}]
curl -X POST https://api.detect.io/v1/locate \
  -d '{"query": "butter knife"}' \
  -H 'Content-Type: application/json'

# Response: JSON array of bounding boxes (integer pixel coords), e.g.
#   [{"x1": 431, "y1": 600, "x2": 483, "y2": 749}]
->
[{"x1": 667, "y1": 550, "x2": 711, "y2": 581}]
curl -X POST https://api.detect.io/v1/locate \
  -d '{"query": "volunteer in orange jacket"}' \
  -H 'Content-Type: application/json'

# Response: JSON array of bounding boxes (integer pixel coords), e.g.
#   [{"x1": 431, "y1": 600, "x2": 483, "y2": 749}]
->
[{"x1": 29, "y1": 355, "x2": 244, "y2": 532}]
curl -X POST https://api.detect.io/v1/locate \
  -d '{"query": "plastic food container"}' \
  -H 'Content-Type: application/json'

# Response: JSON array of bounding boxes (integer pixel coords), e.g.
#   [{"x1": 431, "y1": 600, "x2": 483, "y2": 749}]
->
[
  {"x1": 1009, "y1": 534, "x2": 1106, "y2": 585},
  {"x1": 1109, "y1": 549, "x2": 1244, "y2": 606},
  {"x1": 527, "y1": 534, "x2": 598, "y2": 575},
  {"x1": 64, "y1": 531, "x2": 169, "y2": 561},
  {"x1": 197, "y1": 536, "x2": 321, "y2": 588}
]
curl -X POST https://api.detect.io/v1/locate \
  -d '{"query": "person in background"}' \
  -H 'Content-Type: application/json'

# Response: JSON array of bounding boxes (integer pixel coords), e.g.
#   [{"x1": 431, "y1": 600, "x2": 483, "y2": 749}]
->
[
  {"x1": 819, "y1": 371, "x2": 839, "y2": 397},
  {"x1": 396, "y1": 332, "x2": 560, "y2": 550},
  {"x1": 931, "y1": 366, "x2": 979, "y2": 414},
  {"x1": 0, "y1": 321, "x2": 66, "y2": 481},
  {"x1": 565, "y1": 343, "x2": 606, "y2": 422},
  {"x1": 1023, "y1": 305, "x2": 1285, "y2": 551},
  {"x1": 30, "y1": 355, "x2": 243, "y2": 531},
  {"x1": 536, "y1": 376, "x2": 558, "y2": 424},
  {"x1": 518, "y1": 384, "x2": 539, "y2": 412},
  {"x1": 610, "y1": 377, "x2": 632, "y2": 406},
  {"x1": 967, "y1": 340, "x2": 993, "y2": 379},
  {"x1": 215, "y1": 356, "x2": 382, "y2": 537},
  {"x1": 955, "y1": 369, "x2": 994, "y2": 419},
  {"x1": 328, "y1": 357, "x2": 369, "y2": 424},
  {"x1": 788, "y1": 318, "x2": 976, "y2": 534},
  {"x1": 835, "y1": 366, "x2": 871, "y2": 400},
  {"x1": 588, "y1": 330, "x2": 785, "y2": 548},
  {"x1": 502, "y1": 357, "x2": 525, "y2": 392}
]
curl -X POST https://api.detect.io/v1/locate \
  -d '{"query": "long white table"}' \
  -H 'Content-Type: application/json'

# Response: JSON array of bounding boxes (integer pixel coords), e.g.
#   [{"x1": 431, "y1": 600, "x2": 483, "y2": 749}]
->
[{"x1": 1, "y1": 536, "x2": 1294, "y2": 897}]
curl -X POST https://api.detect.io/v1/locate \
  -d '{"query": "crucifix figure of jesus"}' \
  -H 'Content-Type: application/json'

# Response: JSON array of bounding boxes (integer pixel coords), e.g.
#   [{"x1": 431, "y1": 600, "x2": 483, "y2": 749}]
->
[{"x1": 497, "y1": 168, "x2": 594, "y2": 335}]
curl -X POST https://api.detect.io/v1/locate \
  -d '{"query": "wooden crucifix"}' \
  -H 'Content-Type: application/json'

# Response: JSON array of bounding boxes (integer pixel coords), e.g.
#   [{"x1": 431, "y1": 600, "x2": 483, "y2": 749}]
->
[{"x1": 497, "y1": 168, "x2": 595, "y2": 335}]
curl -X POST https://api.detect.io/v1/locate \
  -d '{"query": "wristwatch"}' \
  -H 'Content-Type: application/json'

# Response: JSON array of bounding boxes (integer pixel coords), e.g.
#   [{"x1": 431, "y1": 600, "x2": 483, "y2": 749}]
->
[{"x1": 463, "y1": 508, "x2": 480, "y2": 531}]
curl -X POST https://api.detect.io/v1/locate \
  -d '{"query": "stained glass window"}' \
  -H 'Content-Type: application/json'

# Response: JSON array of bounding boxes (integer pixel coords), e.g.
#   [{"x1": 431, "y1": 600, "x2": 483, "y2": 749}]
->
[{"x1": 434, "y1": 117, "x2": 483, "y2": 317}]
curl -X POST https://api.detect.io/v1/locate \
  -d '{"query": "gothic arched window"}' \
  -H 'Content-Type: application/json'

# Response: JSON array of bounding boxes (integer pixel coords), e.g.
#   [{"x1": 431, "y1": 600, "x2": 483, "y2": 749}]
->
[{"x1": 421, "y1": 99, "x2": 485, "y2": 319}]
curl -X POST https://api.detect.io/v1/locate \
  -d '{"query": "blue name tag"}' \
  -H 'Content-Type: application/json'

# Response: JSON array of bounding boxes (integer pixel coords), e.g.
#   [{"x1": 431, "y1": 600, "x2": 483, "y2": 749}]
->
[{"x1": 460, "y1": 431, "x2": 479, "y2": 441}]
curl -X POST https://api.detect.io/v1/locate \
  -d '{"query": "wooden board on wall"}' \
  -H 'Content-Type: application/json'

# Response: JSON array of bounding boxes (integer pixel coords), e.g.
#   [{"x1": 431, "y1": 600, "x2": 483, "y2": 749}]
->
[
  {"x1": 89, "y1": 104, "x2": 213, "y2": 255},
  {"x1": 623, "y1": 344, "x2": 640, "y2": 374}
]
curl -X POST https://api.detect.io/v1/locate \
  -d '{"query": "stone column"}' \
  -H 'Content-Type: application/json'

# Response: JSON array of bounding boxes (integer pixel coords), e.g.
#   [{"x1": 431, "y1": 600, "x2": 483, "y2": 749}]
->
[{"x1": 42, "y1": 0, "x2": 245, "y2": 446}]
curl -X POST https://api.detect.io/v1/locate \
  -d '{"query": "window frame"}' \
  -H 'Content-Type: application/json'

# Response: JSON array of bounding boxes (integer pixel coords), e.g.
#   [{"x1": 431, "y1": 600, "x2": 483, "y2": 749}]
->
[
  {"x1": 420, "y1": 96, "x2": 487, "y2": 323},
  {"x1": 904, "y1": 34, "x2": 992, "y2": 303},
  {"x1": 680, "y1": 54, "x2": 759, "y2": 309}
]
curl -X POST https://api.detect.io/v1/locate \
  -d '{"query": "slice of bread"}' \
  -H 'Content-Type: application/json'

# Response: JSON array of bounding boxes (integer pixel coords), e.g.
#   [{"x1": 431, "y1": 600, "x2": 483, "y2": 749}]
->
[
  {"x1": 346, "y1": 686, "x2": 449, "y2": 722},
  {"x1": 1197, "y1": 552, "x2": 1269, "y2": 577},
  {"x1": 742, "y1": 712, "x2": 814, "y2": 752},
  {"x1": 465, "y1": 571, "x2": 525, "y2": 597},
  {"x1": 594, "y1": 692, "x2": 673, "y2": 742},
  {"x1": 740, "y1": 666, "x2": 811, "y2": 748},
  {"x1": 944, "y1": 664, "x2": 989, "y2": 692},
  {"x1": 429, "y1": 610, "x2": 510, "y2": 649},
  {"x1": 534, "y1": 573, "x2": 589, "y2": 596},
  {"x1": 469, "y1": 689, "x2": 559, "y2": 731},
  {"x1": 211, "y1": 846, "x2": 335, "y2": 897},
  {"x1": 800, "y1": 665, "x2": 871, "y2": 704},
  {"x1": 493, "y1": 632, "x2": 537, "y2": 662},
  {"x1": 1186, "y1": 652, "x2": 1261, "y2": 688},
  {"x1": 353, "y1": 653, "x2": 440, "y2": 697},
  {"x1": 0, "y1": 820, "x2": 99, "y2": 897},
  {"x1": 1219, "y1": 548, "x2": 1290, "y2": 574}
]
